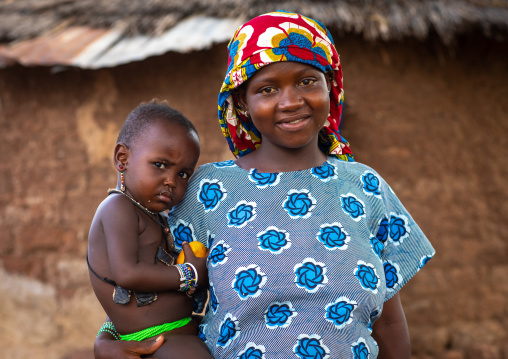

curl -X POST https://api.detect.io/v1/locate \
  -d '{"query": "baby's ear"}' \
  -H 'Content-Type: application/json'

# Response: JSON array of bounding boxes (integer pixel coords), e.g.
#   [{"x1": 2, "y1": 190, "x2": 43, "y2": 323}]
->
[{"x1": 113, "y1": 143, "x2": 129, "y2": 171}]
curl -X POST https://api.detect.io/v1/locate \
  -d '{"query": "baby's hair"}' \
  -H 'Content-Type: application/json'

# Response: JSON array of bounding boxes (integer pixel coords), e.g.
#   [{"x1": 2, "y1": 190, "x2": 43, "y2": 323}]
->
[{"x1": 117, "y1": 99, "x2": 198, "y2": 146}]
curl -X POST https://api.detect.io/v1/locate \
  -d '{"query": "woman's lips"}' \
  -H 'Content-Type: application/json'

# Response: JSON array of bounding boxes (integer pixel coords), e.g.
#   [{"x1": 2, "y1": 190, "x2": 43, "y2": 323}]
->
[{"x1": 276, "y1": 116, "x2": 311, "y2": 131}]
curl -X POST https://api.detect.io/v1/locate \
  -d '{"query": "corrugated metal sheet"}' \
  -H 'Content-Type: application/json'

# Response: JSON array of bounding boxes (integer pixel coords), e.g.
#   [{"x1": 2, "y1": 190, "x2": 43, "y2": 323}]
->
[{"x1": 0, "y1": 16, "x2": 243, "y2": 69}]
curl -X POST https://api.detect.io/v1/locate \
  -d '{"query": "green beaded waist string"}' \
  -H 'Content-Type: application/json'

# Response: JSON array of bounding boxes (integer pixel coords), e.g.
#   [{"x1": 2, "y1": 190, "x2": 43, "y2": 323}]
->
[{"x1": 119, "y1": 317, "x2": 191, "y2": 341}]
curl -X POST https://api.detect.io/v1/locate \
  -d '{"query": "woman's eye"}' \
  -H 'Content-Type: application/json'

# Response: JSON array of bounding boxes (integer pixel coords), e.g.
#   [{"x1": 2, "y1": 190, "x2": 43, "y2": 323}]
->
[
  {"x1": 260, "y1": 87, "x2": 276, "y2": 94},
  {"x1": 300, "y1": 78, "x2": 316, "y2": 86},
  {"x1": 154, "y1": 162, "x2": 166, "y2": 169}
]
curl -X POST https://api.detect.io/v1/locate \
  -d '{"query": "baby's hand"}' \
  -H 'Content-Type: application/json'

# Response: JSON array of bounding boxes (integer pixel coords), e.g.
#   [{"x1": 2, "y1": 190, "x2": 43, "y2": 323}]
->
[{"x1": 181, "y1": 242, "x2": 209, "y2": 287}]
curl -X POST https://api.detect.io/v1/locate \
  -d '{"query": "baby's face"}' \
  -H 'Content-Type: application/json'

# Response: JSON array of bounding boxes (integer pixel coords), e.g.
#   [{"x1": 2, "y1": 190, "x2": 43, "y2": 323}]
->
[{"x1": 124, "y1": 120, "x2": 200, "y2": 212}]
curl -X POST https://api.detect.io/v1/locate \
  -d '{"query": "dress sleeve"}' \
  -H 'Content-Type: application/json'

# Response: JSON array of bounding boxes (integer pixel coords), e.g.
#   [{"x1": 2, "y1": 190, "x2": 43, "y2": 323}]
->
[{"x1": 371, "y1": 175, "x2": 435, "y2": 302}]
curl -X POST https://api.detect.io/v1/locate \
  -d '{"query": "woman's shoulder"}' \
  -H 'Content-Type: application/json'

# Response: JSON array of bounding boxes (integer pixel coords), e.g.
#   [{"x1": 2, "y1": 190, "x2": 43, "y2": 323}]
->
[
  {"x1": 188, "y1": 160, "x2": 239, "y2": 185},
  {"x1": 327, "y1": 157, "x2": 382, "y2": 179},
  {"x1": 191, "y1": 160, "x2": 234, "y2": 174}
]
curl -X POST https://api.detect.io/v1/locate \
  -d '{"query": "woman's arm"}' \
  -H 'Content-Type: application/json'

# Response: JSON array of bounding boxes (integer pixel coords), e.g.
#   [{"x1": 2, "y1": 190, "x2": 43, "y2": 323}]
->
[
  {"x1": 372, "y1": 293, "x2": 411, "y2": 359},
  {"x1": 94, "y1": 323, "x2": 164, "y2": 359}
]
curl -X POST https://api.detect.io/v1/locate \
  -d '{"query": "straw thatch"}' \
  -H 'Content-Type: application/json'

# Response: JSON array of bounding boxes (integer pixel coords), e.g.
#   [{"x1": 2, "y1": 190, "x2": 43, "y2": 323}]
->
[{"x1": 1, "y1": 0, "x2": 508, "y2": 45}]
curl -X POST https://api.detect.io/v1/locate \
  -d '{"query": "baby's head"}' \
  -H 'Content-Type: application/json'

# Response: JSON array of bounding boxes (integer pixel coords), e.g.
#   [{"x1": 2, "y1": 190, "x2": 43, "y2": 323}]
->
[
  {"x1": 218, "y1": 11, "x2": 354, "y2": 161},
  {"x1": 114, "y1": 99, "x2": 200, "y2": 212}
]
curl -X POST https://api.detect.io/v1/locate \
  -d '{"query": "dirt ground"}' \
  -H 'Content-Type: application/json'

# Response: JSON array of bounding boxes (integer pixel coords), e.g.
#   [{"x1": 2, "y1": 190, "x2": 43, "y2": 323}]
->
[{"x1": 0, "y1": 33, "x2": 507, "y2": 358}]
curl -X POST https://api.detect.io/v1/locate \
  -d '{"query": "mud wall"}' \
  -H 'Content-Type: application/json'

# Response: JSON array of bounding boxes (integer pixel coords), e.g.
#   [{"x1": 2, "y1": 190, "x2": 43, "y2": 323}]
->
[{"x1": 0, "y1": 35, "x2": 507, "y2": 359}]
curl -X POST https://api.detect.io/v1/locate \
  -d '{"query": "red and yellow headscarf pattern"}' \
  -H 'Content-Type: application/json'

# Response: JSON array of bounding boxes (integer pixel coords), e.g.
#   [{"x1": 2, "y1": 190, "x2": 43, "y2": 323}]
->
[{"x1": 218, "y1": 11, "x2": 354, "y2": 161}]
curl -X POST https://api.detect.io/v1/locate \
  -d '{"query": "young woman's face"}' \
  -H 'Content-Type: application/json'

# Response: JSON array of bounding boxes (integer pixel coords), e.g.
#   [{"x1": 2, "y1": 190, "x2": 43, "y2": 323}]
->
[
  {"x1": 239, "y1": 61, "x2": 331, "y2": 154},
  {"x1": 123, "y1": 120, "x2": 200, "y2": 212}
]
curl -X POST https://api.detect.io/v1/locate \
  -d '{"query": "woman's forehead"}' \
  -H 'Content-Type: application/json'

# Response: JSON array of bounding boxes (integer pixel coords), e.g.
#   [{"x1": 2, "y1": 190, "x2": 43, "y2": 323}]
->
[{"x1": 247, "y1": 62, "x2": 323, "y2": 84}]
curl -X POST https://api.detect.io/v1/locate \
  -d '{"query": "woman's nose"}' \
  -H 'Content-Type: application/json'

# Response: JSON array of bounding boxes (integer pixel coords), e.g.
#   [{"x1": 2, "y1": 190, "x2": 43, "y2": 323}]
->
[{"x1": 277, "y1": 87, "x2": 303, "y2": 111}]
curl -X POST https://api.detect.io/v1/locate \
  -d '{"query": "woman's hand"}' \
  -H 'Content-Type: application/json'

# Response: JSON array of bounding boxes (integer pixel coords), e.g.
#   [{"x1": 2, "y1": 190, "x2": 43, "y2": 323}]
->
[
  {"x1": 94, "y1": 332, "x2": 164, "y2": 359},
  {"x1": 372, "y1": 293, "x2": 411, "y2": 359},
  {"x1": 181, "y1": 242, "x2": 209, "y2": 288}
]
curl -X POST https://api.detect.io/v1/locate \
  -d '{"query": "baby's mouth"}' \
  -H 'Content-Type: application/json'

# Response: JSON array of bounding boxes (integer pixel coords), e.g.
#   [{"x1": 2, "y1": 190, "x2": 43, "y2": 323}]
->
[{"x1": 157, "y1": 191, "x2": 173, "y2": 204}]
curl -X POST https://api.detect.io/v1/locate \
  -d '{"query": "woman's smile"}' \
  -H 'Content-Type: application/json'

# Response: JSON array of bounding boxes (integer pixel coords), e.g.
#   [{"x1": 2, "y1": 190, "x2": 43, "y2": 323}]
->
[{"x1": 276, "y1": 114, "x2": 312, "y2": 131}]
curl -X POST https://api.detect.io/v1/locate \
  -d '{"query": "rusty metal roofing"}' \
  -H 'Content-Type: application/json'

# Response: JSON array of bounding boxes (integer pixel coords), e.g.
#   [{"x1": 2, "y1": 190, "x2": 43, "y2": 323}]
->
[{"x1": 0, "y1": 16, "x2": 243, "y2": 69}]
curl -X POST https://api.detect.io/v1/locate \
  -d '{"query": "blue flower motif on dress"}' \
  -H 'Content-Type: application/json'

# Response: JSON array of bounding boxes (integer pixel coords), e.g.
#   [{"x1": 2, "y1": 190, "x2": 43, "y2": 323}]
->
[
  {"x1": 217, "y1": 313, "x2": 240, "y2": 348},
  {"x1": 207, "y1": 230, "x2": 215, "y2": 248},
  {"x1": 209, "y1": 240, "x2": 231, "y2": 267},
  {"x1": 209, "y1": 281, "x2": 219, "y2": 314},
  {"x1": 197, "y1": 179, "x2": 227, "y2": 212},
  {"x1": 340, "y1": 193, "x2": 366, "y2": 222},
  {"x1": 213, "y1": 160, "x2": 235, "y2": 168},
  {"x1": 228, "y1": 201, "x2": 257, "y2": 228},
  {"x1": 420, "y1": 253, "x2": 434, "y2": 268},
  {"x1": 388, "y1": 213, "x2": 410, "y2": 245},
  {"x1": 170, "y1": 219, "x2": 196, "y2": 248},
  {"x1": 232, "y1": 264, "x2": 267, "y2": 299},
  {"x1": 264, "y1": 301, "x2": 297, "y2": 329},
  {"x1": 355, "y1": 261, "x2": 380, "y2": 293},
  {"x1": 257, "y1": 226, "x2": 291, "y2": 254},
  {"x1": 248, "y1": 169, "x2": 280, "y2": 188},
  {"x1": 198, "y1": 323, "x2": 207, "y2": 342},
  {"x1": 293, "y1": 334, "x2": 330, "y2": 359},
  {"x1": 368, "y1": 307, "x2": 382, "y2": 332},
  {"x1": 316, "y1": 222, "x2": 350, "y2": 250},
  {"x1": 294, "y1": 258, "x2": 328, "y2": 293},
  {"x1": 324, "y1": 296, "x2": 358, "y2": 329},
  {"x1": 237, "y1": 342, "x2": 266, "y2": 359},
  {"x1": 351, "y1": 338, "x2": 370, "y2": 359},
  {"x1": 376, "y1": 217, "x2": 389, "y2": 243},
  {"x1": 283, "y1": 189, "x2": 316, "y2": 219},
  {"x1": 311, "y1": 161, "x2": 337, "y2": 182},
  {"x1": 370, "y1": 236, "x2": 384, "y2": 259},
  {"x1": 383, "y1": 260, "x2": 402, "y2": 291},
  {"x1": 361, "y1": 171, "x2": 381, "y2": 197}
]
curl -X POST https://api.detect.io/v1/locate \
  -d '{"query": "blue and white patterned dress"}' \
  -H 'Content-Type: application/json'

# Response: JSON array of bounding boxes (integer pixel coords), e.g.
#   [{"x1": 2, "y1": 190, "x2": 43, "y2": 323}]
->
[{"x1": 167, "y1": 157, "x2": 435, "y2": 359}]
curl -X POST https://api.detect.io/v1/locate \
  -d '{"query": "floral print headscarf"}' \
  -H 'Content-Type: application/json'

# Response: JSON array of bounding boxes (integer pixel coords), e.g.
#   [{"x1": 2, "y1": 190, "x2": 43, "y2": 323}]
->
[{"x1": 218, "y1": 11, "x2": 354, "y2": 161}]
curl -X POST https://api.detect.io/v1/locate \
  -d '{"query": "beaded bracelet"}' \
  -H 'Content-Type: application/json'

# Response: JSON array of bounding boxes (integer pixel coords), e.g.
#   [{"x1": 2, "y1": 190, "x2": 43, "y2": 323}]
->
[
  {"x1": 186, "y1": 262, "x2": 198, "y2": 286},
  {"x1": 175, "y1": 263, "x2": 197, "y2": 294},
  {"x1": 97, "y1": 321, "x2": 120, "y2": 340}
]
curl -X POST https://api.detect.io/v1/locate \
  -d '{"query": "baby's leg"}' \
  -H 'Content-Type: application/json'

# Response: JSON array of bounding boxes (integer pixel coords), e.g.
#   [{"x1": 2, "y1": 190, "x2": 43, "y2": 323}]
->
[{"x1": 144, "y1": 334, "x2": 212, "y2": 359}]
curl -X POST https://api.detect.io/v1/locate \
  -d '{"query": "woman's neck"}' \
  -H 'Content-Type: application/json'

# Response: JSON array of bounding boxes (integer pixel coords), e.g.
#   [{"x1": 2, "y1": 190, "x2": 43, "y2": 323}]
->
[{"x1": 236, "y1": 144, "x2": 327, "y2": 173}]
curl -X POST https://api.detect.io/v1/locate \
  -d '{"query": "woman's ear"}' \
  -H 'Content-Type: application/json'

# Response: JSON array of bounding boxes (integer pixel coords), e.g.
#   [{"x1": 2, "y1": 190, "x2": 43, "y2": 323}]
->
[
  {"x1": 113, "y1": 143, "x2": 129, "y2": 171},
  {"x1": 235, "y1": 86, "x2": 249, "y2": 113},
  {"x1": 326, "y1": 72, "x2": 332, "y2": 93}
]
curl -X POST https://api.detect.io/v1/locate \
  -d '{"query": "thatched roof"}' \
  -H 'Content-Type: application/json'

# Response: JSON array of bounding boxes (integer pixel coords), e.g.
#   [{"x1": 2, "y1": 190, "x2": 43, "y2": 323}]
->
[
  {"x1": 0, "y1": 0, "x2": 507, "y2": 69},
  {"x1": 1, "y1": 0, "x2": 508, "y2": 44}
]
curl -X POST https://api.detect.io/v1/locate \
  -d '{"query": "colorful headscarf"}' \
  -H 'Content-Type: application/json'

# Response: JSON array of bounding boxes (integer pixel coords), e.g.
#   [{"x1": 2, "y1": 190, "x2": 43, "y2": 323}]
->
[{"x1": 218, "y1": 11, "x2": 354, "y2": 161}]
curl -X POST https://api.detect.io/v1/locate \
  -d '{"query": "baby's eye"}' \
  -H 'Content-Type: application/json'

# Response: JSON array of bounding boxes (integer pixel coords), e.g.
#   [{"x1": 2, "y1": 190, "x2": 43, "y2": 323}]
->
[
  {"x1": 299, "y1": 78, "x2": 316, "y2": 86},
  {"x1": 154, "y1": 162, "x2": 166, "y2": 169},
  {"x1": 179, "y1": 172, "x2": 190, "y2": 179}
]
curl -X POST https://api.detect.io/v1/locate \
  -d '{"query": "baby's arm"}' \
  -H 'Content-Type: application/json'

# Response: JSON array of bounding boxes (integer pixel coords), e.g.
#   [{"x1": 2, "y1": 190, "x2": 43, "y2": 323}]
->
[
  {"x1": 100, "y1": 196, "x2": 206, "y2": 292},
  {"x1": 372, "y1": 293, "x2": 411, "y2": 359}
]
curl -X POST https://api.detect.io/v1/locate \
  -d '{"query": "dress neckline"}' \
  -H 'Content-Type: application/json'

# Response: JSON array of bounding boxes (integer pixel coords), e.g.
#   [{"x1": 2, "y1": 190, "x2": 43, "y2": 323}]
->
[{"x1": 230, "y1": 158, "x2": 332, "y2": 175}]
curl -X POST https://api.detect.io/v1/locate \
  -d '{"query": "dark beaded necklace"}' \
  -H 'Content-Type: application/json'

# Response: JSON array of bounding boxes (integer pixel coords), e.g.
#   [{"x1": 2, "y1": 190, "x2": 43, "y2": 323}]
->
[{"x1": 108, "y1": 188, "x2": 175, "y2": 253}]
